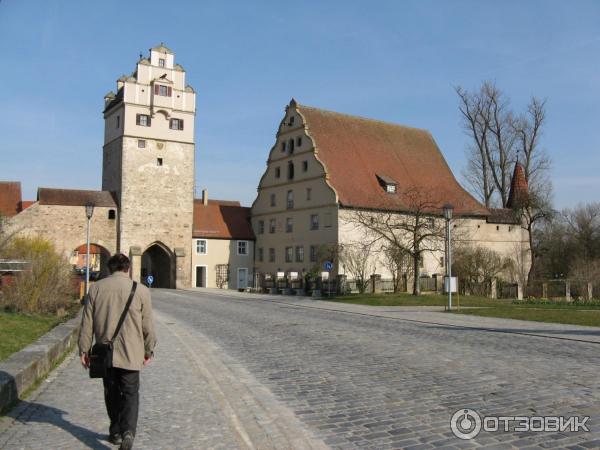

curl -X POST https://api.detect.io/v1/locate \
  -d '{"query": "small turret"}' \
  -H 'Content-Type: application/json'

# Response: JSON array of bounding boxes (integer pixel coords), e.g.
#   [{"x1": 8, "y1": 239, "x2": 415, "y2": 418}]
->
[{"x1": 507, "y1": 162, "x2": 529, "y2": 208}]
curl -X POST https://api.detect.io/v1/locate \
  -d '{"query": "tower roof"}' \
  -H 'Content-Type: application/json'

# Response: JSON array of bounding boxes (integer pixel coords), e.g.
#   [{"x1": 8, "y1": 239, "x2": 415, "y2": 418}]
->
[
  {"x1": 506, "y1": 162, "x2": 529, "y2": 208},
  {"x1": 151, "y1": 43, "x2": 174, "y2": 54},
  {"x1": 293, "y1": 102, "x2": 489, "y2": 216}
]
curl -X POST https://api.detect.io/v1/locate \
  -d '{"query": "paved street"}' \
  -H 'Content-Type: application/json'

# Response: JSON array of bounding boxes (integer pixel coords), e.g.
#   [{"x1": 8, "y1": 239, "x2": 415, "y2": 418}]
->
[{"x1": 2, "y1": 289, "x2": 600, "y2": 449}]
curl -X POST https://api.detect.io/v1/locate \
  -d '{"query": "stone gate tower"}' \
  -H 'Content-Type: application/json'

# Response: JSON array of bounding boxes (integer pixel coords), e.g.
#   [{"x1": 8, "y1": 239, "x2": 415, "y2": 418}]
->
[{"x1": 102, "y1": 44, "x2": 196, "y2": 288}]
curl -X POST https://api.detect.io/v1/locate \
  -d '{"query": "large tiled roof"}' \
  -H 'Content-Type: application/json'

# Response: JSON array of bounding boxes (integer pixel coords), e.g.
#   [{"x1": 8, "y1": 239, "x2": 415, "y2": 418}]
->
[
  {"x1": 296, "y1": 103, "x2": 489, "y2": 216},
  {"x1": 0, "y1": 182, "x2": 22, "y2": 217},
  {"x1": 193, "y1": 200, "x2": 255, "y2": 240},
  {"x1": 37, "y1": 188, "x2": 117, "y2": 208}
]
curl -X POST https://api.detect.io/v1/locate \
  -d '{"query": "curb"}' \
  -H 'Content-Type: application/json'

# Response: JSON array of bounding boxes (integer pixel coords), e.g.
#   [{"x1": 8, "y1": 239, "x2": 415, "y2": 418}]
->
[{"x1": 0, "y1": 314, "x2": 81, "y2": 413}]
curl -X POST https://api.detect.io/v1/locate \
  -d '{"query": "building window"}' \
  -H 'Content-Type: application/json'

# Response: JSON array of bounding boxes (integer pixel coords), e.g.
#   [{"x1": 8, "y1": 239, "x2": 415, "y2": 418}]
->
[
  {"x1": 159, "y1": 58, "x2": 165, "y2": 67},
  {"x1": 289, "y1": 116, "x2": 295, "y2": 126},
  {"x1": 275, "y1": 167, "x2": 281, "y2": 178},
  {"x1": 136, "y1": 114, "x2": 151, "y2": 127},
  {"x1": 138, "y1": 139, "x2": 146, "y2": 148},
  {"x1": 269, "y1": 219, "x2": 276, "y2": 233},
  {"x1": 296, "y1": 246, "x2": 304, "y2": 262},
  {"x1": 496, "y1": 226, "x2": 500, "y2": 231},
  {"x1": 297, "y1": 137, "x2": 302, "y2": 147},
  {"x1": 324, "y1": 212, "x2": 332, "y2": 228},
  {"x1": 155, "y1": 84, "x2": 172, "y2": 96},
  {"x1": 302, "y1": 160, "x2": 308, "y2": 172},
  {"x1": 270, "y1": 193, "x2": 276, "y2": 207},
  {"x1": 306, "y1": 188, "x2": 312, "y2": 201},
  {"x1": 258, "y1": 248, "x2": 264, "y2": 262},
  {"x1": 237, "y1": 241, "x2": 248, "y2": 255},
  {"x1": 170, "y1": 118, "x2": 184, "y2": 130},
  {"x1": 269, "y1": 248, "x2": 275, "y2": 262},
  {"x1": 286, "y1": 217, "x2": 293, "y2": 233},
  {"x1": 289, "y1": 138, "x2": 295, "y2": 153},
  {"x1": 386, "y1": 184, "x2": 396, "y2": 193},
  {"x1": 287, "y1": 190, "x2": 294, "y2": 209},
  {"x1": 258, "y1": 220, "x2": 264, "y2": 234},
  {"x1": 427, "y1": 218, "x2": 434, "y2": 228},
  {"x1": 310, "y1": 245, "x2": 317, "y2": 262},
  {"x1": 310, "y1": 214, "x2": 319, "y2": 230},
  {"x1": 157, "y1": 158, "x2": 163, "y2": 166},
  {"x1": 287, "y1": 161, "x2": 295, "y2": 180},
  {"x1": 285, "y1": 247, "x2": 293, "y2": 263},
  {"x1": 108, "y1": 209, "x2": 116, "y2": 220},
  {"x1": 196, "y1": 239, "x2": 207, "y2": 255},
  {"x1": 116, "y1": 115, "x2": 120, "y2": 128},
  {"x1": 281, "y1": 141, "x2": 286, "y2": 152}
]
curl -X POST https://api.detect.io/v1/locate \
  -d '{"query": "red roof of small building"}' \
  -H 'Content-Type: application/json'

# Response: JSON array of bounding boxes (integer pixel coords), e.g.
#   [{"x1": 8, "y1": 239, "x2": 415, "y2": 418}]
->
[
  {"x1": 74, "y1": 244, "x2": 105, "y2": 254},
  {"x1": 37, "y1": 188, "x2": 117, "y2": 207},
  {"x1": 506, "y1": 162, "x2": 529, "y2": 209},
  {"x1": 0, "y1": 182, "x2": 22, "y2": 217},
  {"x1": 295, "y1": 103, "x2": 489, "y2": 216},
  {"x1": 193, "y1": 199, "x2": 255, "y2": 240}
]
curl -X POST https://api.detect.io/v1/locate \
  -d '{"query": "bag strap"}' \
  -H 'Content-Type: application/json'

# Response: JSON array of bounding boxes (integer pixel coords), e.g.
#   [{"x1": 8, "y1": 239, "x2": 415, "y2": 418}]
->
[{"x1": 110, "y1": 281, "x2": 137, "y2": 343}]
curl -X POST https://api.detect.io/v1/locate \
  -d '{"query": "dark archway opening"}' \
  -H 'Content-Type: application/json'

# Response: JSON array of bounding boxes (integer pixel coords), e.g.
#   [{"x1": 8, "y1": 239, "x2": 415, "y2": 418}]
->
[{"x1": 141, "y1": 243, "x2": 174, "y2": 288}]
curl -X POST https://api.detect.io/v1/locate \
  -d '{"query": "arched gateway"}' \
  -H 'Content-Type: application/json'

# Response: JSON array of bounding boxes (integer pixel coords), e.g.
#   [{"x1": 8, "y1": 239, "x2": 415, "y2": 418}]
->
[{"x1": 141, "y1": 243, "x2": 174, "y2": 288}]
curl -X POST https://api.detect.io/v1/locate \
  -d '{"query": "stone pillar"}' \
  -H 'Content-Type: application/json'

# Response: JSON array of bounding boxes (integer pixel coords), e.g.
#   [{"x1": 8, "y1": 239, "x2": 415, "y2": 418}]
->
[
  {"x1": 565, "y1": 281, "x2": 571, "y2": 302},
  {"x1": 174, "y1": 247, "x2": 187, "y2": 290},
  {"x1": 371, "y1": 274, "x2": 382, "y2": 294},
  {"x1": 587, "y1": 282, "x2": 593, "y2": 301},
  {"x1": 129, "y1": 246, "x2": 142, "y2": 283},
  {"x1": 490, "y1": 278, "x2": 497, "y2": 299},
  {"x1": 517, "y1": 282, "x2": 524, "y2": 301},
  {"x1": 542, "y1": 283, "x2": 548, "y2": 299}
]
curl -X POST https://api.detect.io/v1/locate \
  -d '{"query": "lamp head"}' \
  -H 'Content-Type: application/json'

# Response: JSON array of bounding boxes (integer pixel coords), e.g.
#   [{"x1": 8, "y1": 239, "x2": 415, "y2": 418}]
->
[
  {"x1": 443, "y1": 203, "x2": 454, "y2": 220},
  {"x1": 85, "y1": 203, "x2": 95, "y2": 219}
]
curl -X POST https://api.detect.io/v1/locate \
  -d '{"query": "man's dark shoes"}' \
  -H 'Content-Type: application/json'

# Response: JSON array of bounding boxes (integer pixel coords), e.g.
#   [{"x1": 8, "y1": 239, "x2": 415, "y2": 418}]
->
[
  {"x1": 119, "y1": 431, "x2": 134, "y2": 450},
  {"x1": 109, "y1": 432, "x2": 122, "y2": 445}
]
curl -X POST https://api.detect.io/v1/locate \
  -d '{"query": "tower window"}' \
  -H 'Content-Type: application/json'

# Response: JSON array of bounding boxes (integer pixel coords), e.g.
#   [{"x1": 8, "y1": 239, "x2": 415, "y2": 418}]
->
[
  {"x1": 287, "y1": 161, "x2": 295, "y2": 180},
  {"x1": 286, "y1": 217, "x2": 293, "y2": 233},
  {"x1": 306, "y1": 188, "x2": 312, "y2": 201},
  {"x1": 116, "y1": 115, "x2": 120, "y2": 128},
  {"x1": 289, "y1": 138, "x2": 295, "y2": 153},
  {"x1": 258, "y1": 220, "x2": 264, "y2": 234},
  {"x1": 297, "y1": 137, "x2": 302, "y2": 147},
  {"x1": 310, "y1": 214, "x2": 319, "y2": 230},
  {"x1": 157, "y1": 158, "x2": 163, "y2": 166},
  {"x1": 285, "y1": 247, "x2": 293, "y2": 263},
  {"x1": 281, "y1": 142, "x2": 286, "y2": 152},
  {"x1": 170, "y1": 118, "x2": 184, "y2": 130},
  {"x1": 108, "y1": 209, "x2": 116, "y2": 220},
  {"x1": 296, "y1": 246, "x2": 304, "y2": 262},
  {"x1": 275, "y1": 167, "x2": 281, "y2": 178},
  {"x1": 269, "y1": 219, "x2": 276, "y2": 233},
  {"x1": 155, "y1": 84, "x2": 172, "y2": 97},
  {"x1": 286, "y1": 190, "x2": 294, "y2": 209},
  {"x1": 302, "y1": 160, "x2": 308, "y2": 172},
  {"x1": 136, "y1": 114, "x2": 151, "y2": 127},
  {"x1": 138, "y1": 139, "x2": 146, "y2": 148},
  {"x1": 159, "y1": 58, "x2": 165, "y2": 67},
  {"x1": 270, "y1": 193, "x2": 276, "y2": 207},
  {"x1": 289, "y1": 116, "x2": 295, "y2": 126},
  {"x1": 309, "y1": 245, "x2": 317, "y2": 262}
]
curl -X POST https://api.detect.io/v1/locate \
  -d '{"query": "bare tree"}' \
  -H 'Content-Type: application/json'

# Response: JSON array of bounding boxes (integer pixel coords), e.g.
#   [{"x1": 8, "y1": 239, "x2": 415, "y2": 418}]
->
[
  {"x1": 343, "y1": 188, "x2": 449, "y2": 296},
  {"x1": 456, "y1": 82, "x2": 550, "y2": 208},
  {"x1": 339, "y1": 242, "x2": 376, "y2": 294},
  {"x1": 381, "y1": 244, "x2": 412, "y2": 293}
]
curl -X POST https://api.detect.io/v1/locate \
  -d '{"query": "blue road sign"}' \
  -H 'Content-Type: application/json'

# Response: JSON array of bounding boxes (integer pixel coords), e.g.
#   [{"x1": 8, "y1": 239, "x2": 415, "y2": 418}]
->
[
  {"x1": 147, "y1": 275, "x2": 154, "y2": 286},
  {"x1": 324, "y1": 261, "x2": 334, "y2": 271}
]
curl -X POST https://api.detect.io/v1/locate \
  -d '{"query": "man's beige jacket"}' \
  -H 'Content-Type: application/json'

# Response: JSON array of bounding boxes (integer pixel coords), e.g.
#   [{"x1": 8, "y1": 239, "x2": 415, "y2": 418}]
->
[{"x1": 78, "y1": 271, "x2": 157, "y2": 371}]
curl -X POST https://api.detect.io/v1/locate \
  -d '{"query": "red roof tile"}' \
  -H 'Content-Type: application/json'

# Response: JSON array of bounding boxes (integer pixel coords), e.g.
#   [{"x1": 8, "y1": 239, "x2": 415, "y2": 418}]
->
[
  {"x1": 37, "y1": 188, "x2": 117, "y2": 208},
  {"x1": 193, "y1": 199, "x2": 255, "y2": 240},
  {"x1": 0, "y1": 182, "x2": 22, "y2": 217},
  {"x1": 506, "y1": 163, "x2": 529, "y2": 209},
  {"x1": 296, "y1": 104, "x2": 489, "y2": 216}
]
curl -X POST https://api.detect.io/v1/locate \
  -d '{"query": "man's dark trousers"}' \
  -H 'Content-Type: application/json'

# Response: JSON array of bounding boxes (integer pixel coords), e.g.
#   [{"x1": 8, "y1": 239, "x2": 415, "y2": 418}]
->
[{"x1": 103, "y1": 367, "x2": 140, "y2": 436}]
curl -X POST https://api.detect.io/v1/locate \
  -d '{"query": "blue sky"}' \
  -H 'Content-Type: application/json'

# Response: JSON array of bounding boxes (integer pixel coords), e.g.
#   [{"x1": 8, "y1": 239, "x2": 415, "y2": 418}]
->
[{"x1": 1, "y1": 0, "x2": 599, "y2": 208}]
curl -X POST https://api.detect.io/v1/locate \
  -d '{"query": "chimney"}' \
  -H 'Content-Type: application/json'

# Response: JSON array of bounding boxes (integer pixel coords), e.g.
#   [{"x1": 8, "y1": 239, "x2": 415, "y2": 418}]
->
[{"x1": 202, "y1": 189, "x2": 208, "y2": 206}]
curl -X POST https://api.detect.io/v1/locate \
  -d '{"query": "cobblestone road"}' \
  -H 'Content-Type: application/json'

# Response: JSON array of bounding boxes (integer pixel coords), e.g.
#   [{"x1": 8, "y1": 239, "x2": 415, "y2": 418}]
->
[{"x1": 1, "y1": 289, "x2": 599, "y2": 449}]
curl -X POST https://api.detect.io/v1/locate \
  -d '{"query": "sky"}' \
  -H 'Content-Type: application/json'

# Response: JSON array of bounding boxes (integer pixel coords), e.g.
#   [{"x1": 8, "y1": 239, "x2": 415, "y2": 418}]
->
[{"x1": 0, "y1": 0, "x2": 599, "y2": 208}]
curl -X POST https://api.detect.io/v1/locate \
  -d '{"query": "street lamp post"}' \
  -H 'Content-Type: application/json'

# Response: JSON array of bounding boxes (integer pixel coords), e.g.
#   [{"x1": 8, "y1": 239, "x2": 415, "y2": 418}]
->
[
  {"x1": 443, "y1": 203, "x2": 454, "y2": 311},
  {"x1": 84, "y1": 203, "x2": 95, "y2": 298}
]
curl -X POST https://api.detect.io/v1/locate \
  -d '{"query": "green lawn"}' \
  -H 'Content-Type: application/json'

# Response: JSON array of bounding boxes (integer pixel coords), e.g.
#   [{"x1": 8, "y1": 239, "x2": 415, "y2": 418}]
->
[
  {"x1": 0, "y1": 312, "x2": 65, "y2": 362},
  {"x1": 454, "y1": 307, "x2": 600, "y2": 327},
  {"x1": 326, "y1": 293, "x2": 600, "y2": 327}
]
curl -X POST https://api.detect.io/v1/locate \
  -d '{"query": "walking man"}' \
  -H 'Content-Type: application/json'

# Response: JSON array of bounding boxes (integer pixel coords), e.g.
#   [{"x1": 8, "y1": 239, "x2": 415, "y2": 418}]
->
[{"x1": 79, "y1": 253, "x2": 157, "y2": 449}]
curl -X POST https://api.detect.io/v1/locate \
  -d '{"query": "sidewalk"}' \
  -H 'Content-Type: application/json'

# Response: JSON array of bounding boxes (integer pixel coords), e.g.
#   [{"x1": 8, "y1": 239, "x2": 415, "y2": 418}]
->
[
  {"x1": 0, "y1": 312, "x2": 327, "y2": 450},
  {"x1": 187, "y1": 288, "x2": 600, "y2": 344}
]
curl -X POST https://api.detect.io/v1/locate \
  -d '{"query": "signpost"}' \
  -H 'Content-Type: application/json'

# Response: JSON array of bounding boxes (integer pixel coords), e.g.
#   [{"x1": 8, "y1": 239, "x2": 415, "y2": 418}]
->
[
  {"x1": 147, "y1": 275, "x2": 154, "y2": 288},
  {"x1": 324, "y1": 261, "x2": 333, "y2": 296}
]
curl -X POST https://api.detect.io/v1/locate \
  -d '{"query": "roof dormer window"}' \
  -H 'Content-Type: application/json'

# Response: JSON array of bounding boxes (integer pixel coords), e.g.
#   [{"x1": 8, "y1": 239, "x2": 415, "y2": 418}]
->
[{"x1": 376, "y1": 174, "x2": 397, "y2": 194}]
